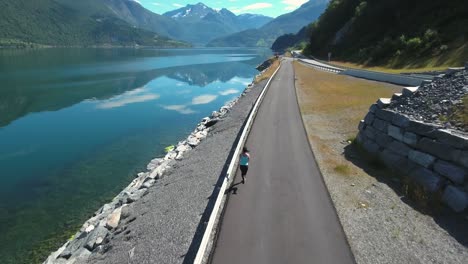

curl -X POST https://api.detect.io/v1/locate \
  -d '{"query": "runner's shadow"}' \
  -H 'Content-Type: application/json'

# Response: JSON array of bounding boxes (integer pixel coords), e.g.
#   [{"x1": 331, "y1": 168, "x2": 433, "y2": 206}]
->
[{"x1": 227, "y1": 181, "x2": 243, "y2": 195}]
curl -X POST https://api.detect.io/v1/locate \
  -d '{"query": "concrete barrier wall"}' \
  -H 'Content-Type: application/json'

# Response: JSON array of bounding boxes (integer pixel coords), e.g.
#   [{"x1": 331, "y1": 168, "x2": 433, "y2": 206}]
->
[
  {"x1": 357, "y1": 102, "x2": 468, "y2": 213},
  {"x1": 341, "y1": 69, "x2": 428, "y2": 86}
]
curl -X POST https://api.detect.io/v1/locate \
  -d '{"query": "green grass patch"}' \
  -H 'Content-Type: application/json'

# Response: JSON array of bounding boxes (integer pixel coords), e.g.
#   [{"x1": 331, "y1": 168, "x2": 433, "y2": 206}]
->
[
  {"x1": 334, "y1": 164, "x2": 351, "y2": 175},
  {"x1": 164, "y1": 145, "x2": 175, "y2": 153}
]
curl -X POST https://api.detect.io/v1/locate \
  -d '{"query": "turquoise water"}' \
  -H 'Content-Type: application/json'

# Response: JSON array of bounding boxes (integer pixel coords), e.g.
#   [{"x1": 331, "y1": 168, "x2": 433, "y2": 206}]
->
[{"x1": 0, "y1": 48, "x2": 270, "y2": 263}]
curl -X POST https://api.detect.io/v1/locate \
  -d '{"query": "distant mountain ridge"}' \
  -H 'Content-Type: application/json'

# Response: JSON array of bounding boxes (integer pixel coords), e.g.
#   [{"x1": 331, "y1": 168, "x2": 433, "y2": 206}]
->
[
  {"x1": 0, "y1": 0, "x2": 273, "y2": 47},
  {"x1": 162, "y1": 2, "x2": 273, "y2": 45},
  {"x1": 0, "y1": 0, "x2": 188, "y2": 47},
  {"x1": 207, "y1": 0, "x2": 329, "y2": 47}
]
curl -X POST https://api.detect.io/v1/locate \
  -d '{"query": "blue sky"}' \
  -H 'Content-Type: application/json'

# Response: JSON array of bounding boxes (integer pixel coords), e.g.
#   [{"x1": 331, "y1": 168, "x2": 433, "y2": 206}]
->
[{"x1": 134, "y1": 0, "x2": 309, "y2": 18}]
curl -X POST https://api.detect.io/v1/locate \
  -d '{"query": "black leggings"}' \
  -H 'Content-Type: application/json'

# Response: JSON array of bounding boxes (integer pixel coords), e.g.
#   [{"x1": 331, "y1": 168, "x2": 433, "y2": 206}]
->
[{"x1": 240, "y1": 165, "x2": 248, "y2": 176}]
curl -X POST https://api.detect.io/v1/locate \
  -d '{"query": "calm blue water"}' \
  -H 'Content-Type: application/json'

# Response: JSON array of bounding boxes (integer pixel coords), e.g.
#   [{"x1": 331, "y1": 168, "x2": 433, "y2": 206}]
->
[{"x1": 0, "y1": 48, "x2": 270, "y2": 263}]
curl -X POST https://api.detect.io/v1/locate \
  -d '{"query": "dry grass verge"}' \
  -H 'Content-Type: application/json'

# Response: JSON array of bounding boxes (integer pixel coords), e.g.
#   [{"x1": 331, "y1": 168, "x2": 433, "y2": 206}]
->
[
  {"x1": 254, "y1": 57, "x2": 280, "y2": 83},
  {"x1": 329, "y1": 60, "x2": 450, "y2": 74},
  {"x1": 294, "y1": 61, "x2": 468, "y2": 264}
]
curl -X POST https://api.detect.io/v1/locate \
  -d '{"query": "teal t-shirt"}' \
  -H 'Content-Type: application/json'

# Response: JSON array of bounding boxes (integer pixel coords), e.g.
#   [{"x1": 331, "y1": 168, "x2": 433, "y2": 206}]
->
[{"x1": 240, "y1": 154, "x2": 249, "y2": 166}]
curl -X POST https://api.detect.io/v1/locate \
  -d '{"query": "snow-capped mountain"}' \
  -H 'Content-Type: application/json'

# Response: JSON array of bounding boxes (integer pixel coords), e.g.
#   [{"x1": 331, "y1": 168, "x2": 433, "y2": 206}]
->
[{"x1": 161, "y1": 2, "x2": 273, "y2": 44}]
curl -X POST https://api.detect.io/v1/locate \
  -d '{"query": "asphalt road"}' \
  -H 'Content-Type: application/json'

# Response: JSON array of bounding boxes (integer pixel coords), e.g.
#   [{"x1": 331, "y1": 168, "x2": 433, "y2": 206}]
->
[{"x1": 211, "y1": 59, "x2": 355, "y2": 264}]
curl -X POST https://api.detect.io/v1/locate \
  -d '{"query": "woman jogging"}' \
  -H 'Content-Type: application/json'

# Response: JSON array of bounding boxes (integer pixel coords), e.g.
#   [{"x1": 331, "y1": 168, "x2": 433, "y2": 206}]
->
[{"x1": 239, "y1": 147, "x2": 250, "y2": 184}]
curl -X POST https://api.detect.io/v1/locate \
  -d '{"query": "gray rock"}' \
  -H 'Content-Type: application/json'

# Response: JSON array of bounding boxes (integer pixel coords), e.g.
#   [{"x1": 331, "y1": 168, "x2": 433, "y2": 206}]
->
[
  {"x1": 406, "y1": 120, "x2": 441, "y2": 138},
  {"x1": 387, "y1": 141, "x2": 411, "y2": 156},
  {"x1": 187, "y1": 136, "x2": 201, "y2": 147},
  {"x1": 457, "y1": 150, "x2": 468, "y2": 169},
  {"x1": 149, "y1": 164, "x2": 168, "y2": 179},
  {"x1": 358, "y1": 120, "x2": 366, "y2": 131},
  {"x1": 377, "y1": 98, "x2": 391, "y2": 109},
  {"x1": 379, "y1": 149, "x2": 405, "y2": 170},
  {"x1": 402, "y1": 87, "x2": 418, "y2": 97},
  {"x1": 392, "y1": 114, "x2": 410, "y2": 128},
  {"x1": 408, "y1": 150, "x2": 436, "y2": 168},
  {"x1": 417, "y1": 137, "x2": 459, "y2": 161},
  {"x1": 442, "y1": 185, "x2": 468, "y2": 212},
  {"x1": 433, "y1": 160, "x2": 466, "y2": 184},
  {"x1": 146, "y1": 158, "x2": 163, "y2": 171},
  {"x1": 44, "y1": 258, "x2": 68, "y2": 264},
  {"x1": 363, "y1": 140, "x2": 380, "y2": 154},
  {"x1": 375, "y1": 133, "x2": 393, "y2": 148},
  {"x1": 99, "y1": 203, "x2": 113, "y2": 215},
  {"x1": 356, "y1": 132, "x2": 365, "y2": 145},
  {"x1": 127, "y1": 189, "x2": 149, "y2": 203},
  {"x1": 68, "y1": 247, "x2": 91, "y2": 263},
  {"x1": 211, "y1": 111, "x2": 220, "y2": 118},
  {"x1": 364, "y1": 112, "x2": 375, "y2": 125},
  {"x1": 58, "y1": 236, "x2": 87, "y2": 259},
  {"x1": 85, "y1": 224, "x2": 95, "y2": 233},
  {"x1": 140, "y1": 179, "x2": 155, "y2": 189},
  {"x1": 205, "y1": 118, "x2": 219, "y2": 128},
  {"x1": 176, "y1": 144, "x2": 191, "y2": 153},
  {"x1": 85, "y1": 226, "x2": 109, "y2": 251},
  {"x1": 194, "y1": 130, "x2": 208, "y2": 140},
  {"x1": 175, "y1": 152, "x2": 184, "y2": 160},
  {"x1": 375, "y1": 109, "x2": 396, "y2": 122},
  {"x1": 201, "y1": 117, "x2": 210, "y2": 124},
  {"x1": 372, "y1": 118, "x2": 389, "y2": 132},
  {"x1": 403, "y1": 132, "x2": 420, "y2": 146},
  {"x1": 391, "y1": 93, "x2": 402, "y2": 100},
  {"x1": 106, "y1": 207, "x2": 122, "y2": 229},
  {"x1": 435, "y1": 129, "x2": 468, "y2": 149},
  {"x1": 369, "y1": 103, "x2": 378, "y2": 113},
  {"x1": 120, "y1": 205, "x2": 134, "y2": 220},
  {"x1": 164, "y1": 151, "x2": 177, "y2": 161},
  {"x1": 409, "y1": 167, "x2": 443, "y2": 192},
  {"x1": 364, "y1": 125, "x2": 378, "y2": 140},
  {"x1": 388, "y1": 125, "x2": 404, "y2": 141}
]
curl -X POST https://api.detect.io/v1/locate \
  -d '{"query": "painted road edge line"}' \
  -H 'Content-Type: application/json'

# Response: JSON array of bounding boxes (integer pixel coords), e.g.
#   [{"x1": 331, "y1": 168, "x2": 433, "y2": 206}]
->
[{"x1": 193, "y1": 60, "x2": 283, "y2": 264}]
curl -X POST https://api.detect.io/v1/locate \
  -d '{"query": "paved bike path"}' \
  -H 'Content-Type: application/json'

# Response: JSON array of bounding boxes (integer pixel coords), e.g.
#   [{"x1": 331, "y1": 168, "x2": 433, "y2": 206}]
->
[{"x1": 211, "y1": 59, "x2": 355, "y2": 264}]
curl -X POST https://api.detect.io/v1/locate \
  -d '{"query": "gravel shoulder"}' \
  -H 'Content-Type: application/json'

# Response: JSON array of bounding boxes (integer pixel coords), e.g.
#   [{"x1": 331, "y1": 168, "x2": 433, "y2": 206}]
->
[
  {"x1": 86, "y1": 79, "x2": 267, "y2": 264},
  {"x1": 294, "y1": 62, "x2": 468, "y2": 264}
]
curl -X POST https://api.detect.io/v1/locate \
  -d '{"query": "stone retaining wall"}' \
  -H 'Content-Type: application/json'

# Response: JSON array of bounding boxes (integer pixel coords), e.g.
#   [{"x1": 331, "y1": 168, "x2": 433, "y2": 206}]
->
[{"x1": 357, "y1": 97, "x2": 468, "y2": 213}]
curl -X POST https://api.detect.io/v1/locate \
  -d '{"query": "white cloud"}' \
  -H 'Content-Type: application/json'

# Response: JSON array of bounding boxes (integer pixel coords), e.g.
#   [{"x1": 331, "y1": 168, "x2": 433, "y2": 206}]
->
[
  {"x1": 173, "y1": 3, "x2": 184, "y2": 7},
  {"x1": 126, "y1": 87, "x2": 146, "y2": 95},
  {"x1": 192, "y1": 94, "x2": 218, "y2": 105},
  {"x1": 98, "y1": 94, "x2": 160, "y2": 109},
  {"x1": 219, "y1": 89, "x2": 239, "y2": 96},
  {"x1": 231, "y1": 2, "x2": 273, "y2": 13},
  {"x1": 281, "y1": 0, "x2": 307, "y2": 11},
  {"x1": 152, "y1": 2, "x2": 161, "y2": 6},
  {"x1": 229, "y1": 77, "x2": 251, "y2": 86},
  {"x1": 163, "y1": 105, "x2": 196, "y2": 114}
]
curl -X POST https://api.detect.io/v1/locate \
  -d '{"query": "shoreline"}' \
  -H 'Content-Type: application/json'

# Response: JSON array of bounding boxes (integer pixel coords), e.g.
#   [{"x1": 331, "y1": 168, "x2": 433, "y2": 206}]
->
[{"x1": 43, "y1": 68, "x2": 270, "y2": 264}]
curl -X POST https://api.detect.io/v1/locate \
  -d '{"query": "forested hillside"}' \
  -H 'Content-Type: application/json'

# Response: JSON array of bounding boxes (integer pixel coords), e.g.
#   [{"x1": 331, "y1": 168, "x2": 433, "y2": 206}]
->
[
  {"x1": 300, "y1": 0, "x2": 468, "y2": 67},
  {"x1": 0, "y1": 0, "x2": 188, "y2": 47}
]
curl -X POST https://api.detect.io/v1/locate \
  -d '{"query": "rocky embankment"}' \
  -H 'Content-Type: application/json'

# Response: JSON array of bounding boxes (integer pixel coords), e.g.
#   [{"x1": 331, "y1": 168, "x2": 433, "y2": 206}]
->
[
  {"x1": 389, "y1": 68, "x2": 468, "y2": 132},
  {"x1": 357, "y1": 65, "x2": 468, "y2": 214},
  {"x1": 43, "y1": 74, "x2": 269, "y2": 264}
]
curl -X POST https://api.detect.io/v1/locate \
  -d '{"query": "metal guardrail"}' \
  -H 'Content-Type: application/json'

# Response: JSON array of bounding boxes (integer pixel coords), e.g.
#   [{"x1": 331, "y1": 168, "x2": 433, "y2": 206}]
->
[
  {"x1": 193, "y1": 61, "x2": 283, "y2": 264},
  {"x1": 297, "y1": 58, "x2": 344, "y2": 74},
  {"x1": 298, "y1": 57, "x2": 430, "y2": 86}
]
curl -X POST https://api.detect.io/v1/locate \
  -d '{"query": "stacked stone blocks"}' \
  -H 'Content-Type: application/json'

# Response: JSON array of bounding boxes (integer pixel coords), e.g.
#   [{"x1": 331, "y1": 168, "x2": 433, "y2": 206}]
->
[{"x1": 357, "y1": 95, "x2": 468, "y2": 213}]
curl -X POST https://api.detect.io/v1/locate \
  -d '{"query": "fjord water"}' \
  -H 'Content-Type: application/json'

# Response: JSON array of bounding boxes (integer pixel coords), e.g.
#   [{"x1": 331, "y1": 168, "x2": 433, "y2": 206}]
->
[{"x1": 0, "y1": 48, "x2": 269, "y2": 263}]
